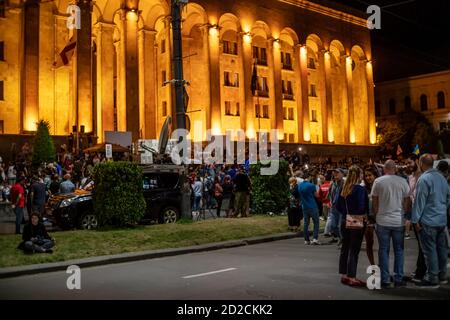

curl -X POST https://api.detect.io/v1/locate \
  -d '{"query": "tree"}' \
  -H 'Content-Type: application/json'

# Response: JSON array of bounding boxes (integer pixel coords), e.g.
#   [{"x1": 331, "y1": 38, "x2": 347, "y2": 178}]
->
[
  {"x1": 31, "y1": 120, "x2": 56, "y2": 167},
  {"x1": 377, "y1": 110, "x2": 437, "y2": 157}
]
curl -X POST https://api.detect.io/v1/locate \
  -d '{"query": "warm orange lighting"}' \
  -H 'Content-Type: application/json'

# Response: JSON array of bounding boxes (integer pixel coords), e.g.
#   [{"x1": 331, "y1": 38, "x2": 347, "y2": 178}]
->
[
  {"x1": 277, "y1": 129, "x2": 284, "y2": 140},
  {"x1": 209, "y1": 27, "x2": 218, "y2": 37},
  {"x1": 243, "y1": 32, "x2": 252, "y2": 44},
  {"x1": 350, "y1": 130, "x2": 356, "y2": 144},
  {"x1": 126, "y1": 11, "x2": 138, "y2": 22},
  {"x1": 303, "y1": 127, "x2": 311, "y2": 142},
  {"x1": 328, "y1": 128, "x2": 334, "y2": 143},
  {"x1": 25, "y1": 118, "x2": 38, "y2": 132},
  {"x1": 246, "y1": 127, "x2": 256, "y2": 140}
]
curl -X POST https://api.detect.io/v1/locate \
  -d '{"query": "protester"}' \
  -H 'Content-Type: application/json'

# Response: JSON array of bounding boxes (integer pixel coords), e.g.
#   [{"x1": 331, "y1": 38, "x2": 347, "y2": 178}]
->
[
  {"x1": 221, "y1": 175, "x2": 234, "y2": 218},
  {"x1": 288, "y1": 177, "x2": 301, "y2": 232},
  {"x1": 30, "y1": 175, "x2": 47, "y2": 217},
  {"x1": 213, "y1": 176, "x2": 223, "y2": 218},
  {"x1": 336, "y1": 165, "x2": 368, "y2": 287},
  {"x1": 11, "y1": 176, "x2": 26, "y2": 234},
  {"x1": 362, "y1": 165, "x2": 379, "y2": 266},
  {"x1": 191, "y1": 176, "x2": 203, "y2": 215},
  {"x1": 296, "y1": 171, "x2": 320, "y2": 245},
  {"x1": 412, "y1": 154, "x2": 450, "y2": 289},
  {"x1": 325, "y1": 168, "x2": 345, "y2": 245},
  {"x1": 18, "y1": 212, "x2": 55, "y2": 254},
  {"x1": 372, "y1": 160, "x2": 410, "y2": 288},
  {"x1": 59, "y1": 173, "x2": 75, "y2": 194},
  {"x1": 405, "y1": 153, "x2": 427, "y2": 282},
  {"x1": 233, "y1": 167, "x2": 251, "y2": 218}
]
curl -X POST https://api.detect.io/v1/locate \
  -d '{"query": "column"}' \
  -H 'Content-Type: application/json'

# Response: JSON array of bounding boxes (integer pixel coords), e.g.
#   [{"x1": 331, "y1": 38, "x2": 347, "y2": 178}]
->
[
  {"x1": 323, "y1": 50, "x2": 334, "y2": 143},
  {"x1": 293, "y1": 45, "x2": 303, "y2": 143},
  {"x1": 366, "y1": 61, "x2": 376, "y2": 144},
  {"x1": 140, "y1": 29, "x2": 157, "y2": 139},
  {"x1": 299, "y1": 45, "x2": 310, "y2": 142},
  {"x1": 75, "y1": 0, "x2": 93, "y2": 133},
  {"x1": 269, "y1": 39, "x2": 284, "y2": 139},
  {"x1": 165, "y1": 17, "x2": 173, "y2": 122},
  {"x1": 94, "y1": 22, "x2": 115, "y2": 142},
  {"x1": 317, "y1": 50, "x2": 329, "y2": 143},
  {"x1": 237, "y1": 33, "x2": 246, "y2": 131},
  {"x1": 22, "y1": 0, "x2": 40, "y2": 132},
  {"x1": 207, "y1": 26, "x2": 220, "y2": 133},
  {"x1": 345, "y1": 55, "x2": 355, "y2": 143},
  {"x1": 124, "y1": 6, "x2": 140, "y2": 141},
  {"x1": 242, "y1": 32, "x2": 255, "y2": 139},
  {"x1": 340, "y1": 56, "x2": 350, "y2": 143}
]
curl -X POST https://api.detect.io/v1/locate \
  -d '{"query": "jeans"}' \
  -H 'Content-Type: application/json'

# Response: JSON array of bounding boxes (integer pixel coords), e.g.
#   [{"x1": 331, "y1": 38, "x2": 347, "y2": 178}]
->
[
  {"x1": 418, "y1": 224, "x2": 448, "y2": 284},
  {"x1": 412, "y1": 224, "x2": 427, "y2": 279},
  {"x1": 376, "y1": 224, "x2": 405, "y2": 284},
  {"x1": 24, "y1": 239, "x2": 54, "y2": 253},
  {"x1": 303, "y1": 208, "x2": 320, "y2": 241},
  {"x1": 14, "y1": 206, "x2": 24, "y2": 234},
  {"x1": 339, "y1": 223, "x2": 365, "y2": 278},
  {"x1": 326, "y1": 208, "x2": 342, "y2": 238},
  {"x1": 192, "y1": 196, "x2": 201, "y2": 212}
]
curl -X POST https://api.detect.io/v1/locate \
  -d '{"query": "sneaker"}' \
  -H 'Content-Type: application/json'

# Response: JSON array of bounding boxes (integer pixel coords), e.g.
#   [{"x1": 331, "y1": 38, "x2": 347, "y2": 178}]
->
[
  {"x1": 304, "y1": 240, "x2": 311, "y2": 245},
  {"x1": 415, "y1": 280, "x2": 440, "y2": 289},
  {"x1": 311, "y1": 239, "x2": 321, "y2": 245},
  {"x1": 411, "y1": 276, "x2": 423, "y2": 284},
  {"x1": 348, "y1": 278, "x2": 366, "y2": 287},
  {"x1": 439, "y1": 279, "x2": 448, "y2": 285},
  {"x1": 381, "y1": 282, "x2": 394, "y2": 289},
  {"x1": 323, "y1": 233, "x2": 332, "y2": 238},
  {"x1": 405, "y1": 233, "x2": 411, "y2": 240},
  {"x1": 394, "y1": 280, "x2": 407, "y2": 288}
]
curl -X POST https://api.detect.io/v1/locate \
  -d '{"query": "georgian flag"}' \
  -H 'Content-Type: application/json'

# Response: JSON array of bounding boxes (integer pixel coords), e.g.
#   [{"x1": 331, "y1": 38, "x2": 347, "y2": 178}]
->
[{"x1": 52, "y1": 33, "x2": 77, "y2": 69}]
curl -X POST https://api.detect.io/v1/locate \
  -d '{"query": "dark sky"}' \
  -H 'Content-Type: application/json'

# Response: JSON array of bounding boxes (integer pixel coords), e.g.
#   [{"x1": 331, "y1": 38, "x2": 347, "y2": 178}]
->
[{"x1": 329, "y1": 0, "x2": 450, "y2": 82}]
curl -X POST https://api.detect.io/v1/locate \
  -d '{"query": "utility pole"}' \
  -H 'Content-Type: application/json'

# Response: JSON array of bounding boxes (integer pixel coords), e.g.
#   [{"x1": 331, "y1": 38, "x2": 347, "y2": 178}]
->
[{"x1": 171, "y1": 0, "x2": 187, "y2": 131}]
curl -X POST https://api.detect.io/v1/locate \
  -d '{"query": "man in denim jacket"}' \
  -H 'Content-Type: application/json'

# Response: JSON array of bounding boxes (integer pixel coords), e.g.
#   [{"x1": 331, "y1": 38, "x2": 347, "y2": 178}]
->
[{"x1": 412, "y1": 154, "x2": 450, "y2": 289}]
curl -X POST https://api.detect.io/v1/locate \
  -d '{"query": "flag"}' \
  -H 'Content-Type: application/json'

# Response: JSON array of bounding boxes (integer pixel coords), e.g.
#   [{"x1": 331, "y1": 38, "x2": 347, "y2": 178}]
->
[
  {"x1": 396, "y1": 144, "x2": 403, "y2": 156},
  {"x1": 250, "y1": 61, "x2": 258, "y2": 96},
  {"x1": 413, "y1": 144, "x2": 420, "y2": 155},
  {"x1": 52, "y1": 33, "x2": 77, "y2": 69}
]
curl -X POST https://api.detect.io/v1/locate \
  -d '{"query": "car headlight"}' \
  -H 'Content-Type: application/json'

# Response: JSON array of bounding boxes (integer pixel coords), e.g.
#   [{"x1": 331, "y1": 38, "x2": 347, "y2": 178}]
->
[{"x1": 59, "y1": 198, "x2": 74, "y2": 208}]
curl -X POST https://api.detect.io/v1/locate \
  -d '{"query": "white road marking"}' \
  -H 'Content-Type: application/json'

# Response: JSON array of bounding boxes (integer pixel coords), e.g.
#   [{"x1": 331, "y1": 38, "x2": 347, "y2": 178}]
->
[{"x1": 182, "y1": 268, "x2": 237, "y2": 279}]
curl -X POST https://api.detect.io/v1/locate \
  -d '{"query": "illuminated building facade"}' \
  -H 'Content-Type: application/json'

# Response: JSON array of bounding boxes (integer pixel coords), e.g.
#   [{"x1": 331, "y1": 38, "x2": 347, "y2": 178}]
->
[
  {"x1": 0, "y1": 0, "x2": 376, "y2": 149},
  {"x1": 375, "y1": 70, "x2": 450, "y2": 132}
]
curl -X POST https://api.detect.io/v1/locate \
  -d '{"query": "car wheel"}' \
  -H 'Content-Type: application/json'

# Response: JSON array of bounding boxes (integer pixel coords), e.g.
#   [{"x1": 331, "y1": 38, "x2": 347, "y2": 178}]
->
[
  {"x1": 160, "y1": 207, "x2": 179, "y2": 224},
  {"x1": 79, "y1": 213, "x2": 98, "y2": 230}
]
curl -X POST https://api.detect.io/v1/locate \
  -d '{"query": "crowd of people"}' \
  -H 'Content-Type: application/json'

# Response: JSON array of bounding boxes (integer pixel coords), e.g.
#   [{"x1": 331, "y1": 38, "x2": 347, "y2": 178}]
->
[
  {"x1": 286, "y1": 153, "x2": 450, "y2": 289},
  {"x1": 0, "y1": 145, "x2": 108, "y2": 254}
]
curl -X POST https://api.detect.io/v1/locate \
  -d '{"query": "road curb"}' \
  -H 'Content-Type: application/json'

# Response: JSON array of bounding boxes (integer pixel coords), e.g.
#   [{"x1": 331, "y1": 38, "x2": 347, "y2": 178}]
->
[{"x1": 0, "y1": 232, "x2": 302, "y2": 279}]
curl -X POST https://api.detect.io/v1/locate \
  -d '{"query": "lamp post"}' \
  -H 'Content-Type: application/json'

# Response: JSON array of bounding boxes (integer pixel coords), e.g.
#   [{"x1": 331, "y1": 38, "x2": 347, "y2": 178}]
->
[{"x1": 171, "y1": 0, "x2": 187, "y2": 131}]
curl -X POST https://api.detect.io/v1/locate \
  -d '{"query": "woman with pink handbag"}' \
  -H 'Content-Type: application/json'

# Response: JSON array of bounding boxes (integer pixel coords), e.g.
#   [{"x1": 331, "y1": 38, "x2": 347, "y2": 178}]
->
[{"x1": 336, "y1": 165, "x2": 369, "y2": 287}]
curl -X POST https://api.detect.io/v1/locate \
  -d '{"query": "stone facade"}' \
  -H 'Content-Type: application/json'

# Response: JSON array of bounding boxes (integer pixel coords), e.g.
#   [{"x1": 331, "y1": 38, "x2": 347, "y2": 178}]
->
[
  {"x1": 0, "y1": 0, "x2": 376, "y2": 148},
  {"x1": 375, "y1": 70, "x2": 450, "y2": 132}
]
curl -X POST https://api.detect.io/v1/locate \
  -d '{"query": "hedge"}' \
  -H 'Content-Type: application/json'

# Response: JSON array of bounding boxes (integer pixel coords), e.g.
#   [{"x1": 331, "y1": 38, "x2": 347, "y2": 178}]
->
[{"x1": 93, "y1": 161, "x2": 146, "y2": 227}]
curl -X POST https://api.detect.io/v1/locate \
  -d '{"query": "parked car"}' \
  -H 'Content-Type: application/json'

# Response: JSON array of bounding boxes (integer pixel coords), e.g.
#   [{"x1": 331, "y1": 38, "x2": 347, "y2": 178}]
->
[{"x1": 45, "y1": 165, "x2": 185, "y2": 230}]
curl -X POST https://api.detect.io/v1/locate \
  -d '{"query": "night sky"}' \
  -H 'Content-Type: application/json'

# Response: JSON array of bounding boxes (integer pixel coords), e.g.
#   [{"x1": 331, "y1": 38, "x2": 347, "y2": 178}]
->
[{"x1": 325, "y1": 0, "x2": 450, "y2": 82}]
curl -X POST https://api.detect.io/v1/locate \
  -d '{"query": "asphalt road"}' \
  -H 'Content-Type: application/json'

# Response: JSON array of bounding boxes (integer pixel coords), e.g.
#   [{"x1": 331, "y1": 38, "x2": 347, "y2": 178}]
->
[{"x1": 0, "y1": 237, "x2": 449, "y2": 300}]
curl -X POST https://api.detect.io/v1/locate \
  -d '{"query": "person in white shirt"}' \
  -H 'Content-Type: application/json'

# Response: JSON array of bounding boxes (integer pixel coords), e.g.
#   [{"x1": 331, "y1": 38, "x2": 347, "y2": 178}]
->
[{"x1": 371, "y1": 160, "x2": 410, "y2": 288}]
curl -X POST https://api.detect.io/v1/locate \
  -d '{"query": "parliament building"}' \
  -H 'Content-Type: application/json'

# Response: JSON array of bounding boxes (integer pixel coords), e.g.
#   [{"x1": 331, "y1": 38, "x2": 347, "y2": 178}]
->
[{"x1": 0, "y1": 0, "x2": 377, "y2": 156}]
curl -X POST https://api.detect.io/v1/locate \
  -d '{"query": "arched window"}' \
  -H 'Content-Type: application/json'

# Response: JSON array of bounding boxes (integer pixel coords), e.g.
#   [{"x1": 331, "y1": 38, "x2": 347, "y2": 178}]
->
[
  {"x1": 420, "y1": 94, "x2": 428, "y2": 111},
  {"x1": 437, "y1": 91, "x2": 445, "y2": 109},
  {"x1": 389, "y1": 98, "x2": 396, "y2": 115},
  {"x1": 404, "y1": 96, "x2": 411, "y2": 110}
]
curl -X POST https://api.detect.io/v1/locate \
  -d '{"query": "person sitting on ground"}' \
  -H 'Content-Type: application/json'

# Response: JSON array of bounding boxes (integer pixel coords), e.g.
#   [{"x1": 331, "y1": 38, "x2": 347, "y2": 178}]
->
[{"x1": 18, "y1": 212, "x2": 55, "y2": 254}]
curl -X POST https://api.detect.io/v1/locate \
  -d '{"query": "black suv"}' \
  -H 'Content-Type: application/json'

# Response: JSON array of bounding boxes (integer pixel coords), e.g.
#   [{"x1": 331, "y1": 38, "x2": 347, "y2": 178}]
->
[{"x1": 45, "y1": 165, "x2": 185, "y2": 230}]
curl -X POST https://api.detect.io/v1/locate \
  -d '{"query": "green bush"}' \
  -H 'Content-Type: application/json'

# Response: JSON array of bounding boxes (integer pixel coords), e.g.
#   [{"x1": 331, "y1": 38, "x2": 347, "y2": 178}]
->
[
  {"x1": 32, "y1": 120, "x2": 56, "y2": 167},
  {"x1": 249, "y1": 160, "x2": 290, "y2": 215},
  {"x1": 93, "y1": 161, "x2": 146, "y2": 227}
]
